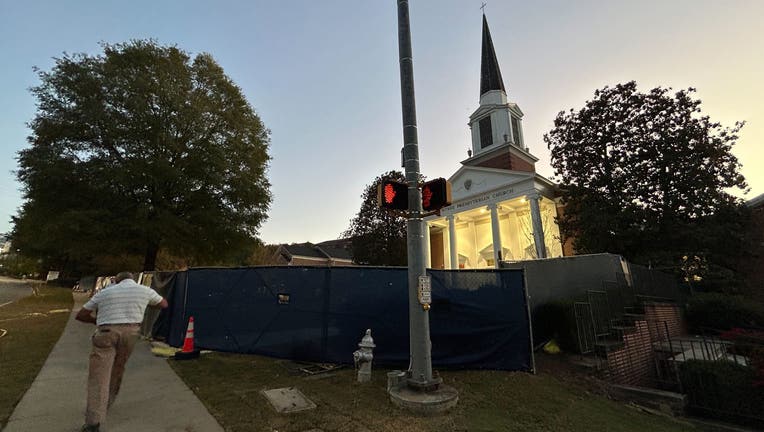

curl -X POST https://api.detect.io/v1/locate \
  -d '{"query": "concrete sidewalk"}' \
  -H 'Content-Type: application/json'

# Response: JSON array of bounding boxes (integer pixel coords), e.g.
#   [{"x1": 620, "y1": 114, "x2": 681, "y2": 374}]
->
[{"x1": 4, "y1": 293, "x2": 224, "y2": 432}]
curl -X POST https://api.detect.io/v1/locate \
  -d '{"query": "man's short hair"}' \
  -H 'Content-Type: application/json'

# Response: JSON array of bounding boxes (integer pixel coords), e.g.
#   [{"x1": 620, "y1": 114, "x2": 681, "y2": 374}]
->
[{"x1": 115, "y1": 272, "x2": 135, "y2": 283}]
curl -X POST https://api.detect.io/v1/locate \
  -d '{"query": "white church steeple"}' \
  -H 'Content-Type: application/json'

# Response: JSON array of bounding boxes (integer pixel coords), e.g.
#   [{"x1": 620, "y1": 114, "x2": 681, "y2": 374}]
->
[{"x1": 466, "y1": 14, "x2": 534, "y2": 170}]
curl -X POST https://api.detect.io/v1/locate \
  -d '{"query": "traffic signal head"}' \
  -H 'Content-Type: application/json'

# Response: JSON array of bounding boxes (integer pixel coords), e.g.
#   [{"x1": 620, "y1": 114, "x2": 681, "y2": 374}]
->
[
  {"x1": 377, "y1": 179, "x2": 408, "y2": 211},
  {"x1": 421, "y1": 178, "x2": 452, "y2": 211}
]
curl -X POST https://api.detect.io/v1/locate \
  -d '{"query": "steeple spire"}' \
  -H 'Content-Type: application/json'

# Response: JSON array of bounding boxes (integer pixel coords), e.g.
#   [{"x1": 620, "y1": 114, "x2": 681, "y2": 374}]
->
[{"x1": 479, "y1": 14, "x2": 506, "y2": 97}]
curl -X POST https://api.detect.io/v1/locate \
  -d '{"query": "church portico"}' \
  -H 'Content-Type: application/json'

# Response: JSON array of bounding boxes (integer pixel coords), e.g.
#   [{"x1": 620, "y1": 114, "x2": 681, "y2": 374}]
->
[{"x1": 426, "y1": 184, "x2": 563, "y2": 269}]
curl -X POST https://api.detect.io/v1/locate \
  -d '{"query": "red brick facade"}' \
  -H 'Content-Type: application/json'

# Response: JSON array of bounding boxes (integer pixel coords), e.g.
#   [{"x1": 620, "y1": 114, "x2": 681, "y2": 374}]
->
[
  {"x1": 606, "y1": 321, "x2": 656, "y2": 387},
  {"x1": 740, "y1": 201, "x2": 764, "y2": 302},
  {"x1": 644, "y1": 303, "x2": 685, "y2": 341},
  {"x1": 474, "y1": 152, "x2": 535, "y2": 172},
  {"x1": 606, "y1": 303, "x2": 683, "y2": 387},
  {"x1": 555, "y1": 204, "x2": 575, "y2": 257}
]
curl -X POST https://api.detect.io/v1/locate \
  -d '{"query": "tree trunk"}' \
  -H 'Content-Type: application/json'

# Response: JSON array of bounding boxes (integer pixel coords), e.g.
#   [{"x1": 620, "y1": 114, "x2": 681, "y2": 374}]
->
[{"x1": 143, "y1": 241, "x2": 159, "y2": 271}]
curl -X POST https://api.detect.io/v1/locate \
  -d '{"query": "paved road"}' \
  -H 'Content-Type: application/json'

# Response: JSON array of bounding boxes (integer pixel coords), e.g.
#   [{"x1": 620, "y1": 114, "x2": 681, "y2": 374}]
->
[{"x1": 0, "y1": 276, "x2": 36, "y2": 307}]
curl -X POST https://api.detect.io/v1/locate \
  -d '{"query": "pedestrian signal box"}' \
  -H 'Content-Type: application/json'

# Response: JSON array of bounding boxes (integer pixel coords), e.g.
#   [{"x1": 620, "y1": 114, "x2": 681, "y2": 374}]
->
[
  {"x1": 377, "y1": 178, "x2": 452, "y2": 212},
  {"x1": 421, "y1": 178, "x2": 452, "y2": 211},
  {"x1": 377, "y1": 179, "x2": 408, "y2": 211}
]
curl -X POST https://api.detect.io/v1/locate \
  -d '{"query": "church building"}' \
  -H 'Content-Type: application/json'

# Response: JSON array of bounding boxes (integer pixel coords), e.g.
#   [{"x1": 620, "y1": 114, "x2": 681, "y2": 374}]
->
[{"x1": 425, "y1": 15, "x2": 566, "y2": 269}]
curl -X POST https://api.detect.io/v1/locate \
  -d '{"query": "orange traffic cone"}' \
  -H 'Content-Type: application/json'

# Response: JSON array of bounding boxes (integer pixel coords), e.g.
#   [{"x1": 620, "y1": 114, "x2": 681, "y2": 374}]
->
[
  {"x1": 182, "y1": 316, "x2": 195, "y2": 352},
  {"x1": 174, "y1": 316, "x2": 200, "y2": 360}
]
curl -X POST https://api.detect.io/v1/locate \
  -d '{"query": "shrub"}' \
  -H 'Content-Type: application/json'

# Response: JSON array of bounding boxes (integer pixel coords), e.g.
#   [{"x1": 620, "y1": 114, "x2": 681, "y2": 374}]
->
[
  {"x1": 532, "y1": 301, "x2": 579, "y2": 353},
  {"x1": 679, "y1": 360, "x2": 764, "y2": 427},
  {"x1": 720, "y1": 328, "x2": 764, "y2": 387},
  {"x1": 693, "y1": 263, "x2": 748, "y2": 295},
  {"x1": 685, "y1": 293, "x2": 764, "y2": 332}
]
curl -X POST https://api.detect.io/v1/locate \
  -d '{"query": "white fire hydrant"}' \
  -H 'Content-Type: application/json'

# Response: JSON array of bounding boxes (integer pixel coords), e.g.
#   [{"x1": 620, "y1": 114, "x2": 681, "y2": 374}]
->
[{"x1": 353, "y1": 329, "x2": 375, "y2": 383}]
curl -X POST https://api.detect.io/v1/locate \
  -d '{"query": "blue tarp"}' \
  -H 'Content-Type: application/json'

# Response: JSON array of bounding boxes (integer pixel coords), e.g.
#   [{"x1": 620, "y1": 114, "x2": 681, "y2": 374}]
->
[{"x1": 155, "y1": 266, "x2": 532, "y2": 371}]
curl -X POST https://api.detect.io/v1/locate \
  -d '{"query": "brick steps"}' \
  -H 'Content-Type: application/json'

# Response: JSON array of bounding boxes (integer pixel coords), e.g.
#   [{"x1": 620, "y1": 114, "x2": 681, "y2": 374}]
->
[
  {"x1": 622, "y1": 313, "x2": 646, "y2": 324},
  {"x1": 610, "y1": 325, "x2": 637, "y2": 335},
  {"x1": 595, "y1": 338, "x2": 626, "y2": 354},
  {"x1": 601, "y1": 302, "x2": 684, "y2": 387}
]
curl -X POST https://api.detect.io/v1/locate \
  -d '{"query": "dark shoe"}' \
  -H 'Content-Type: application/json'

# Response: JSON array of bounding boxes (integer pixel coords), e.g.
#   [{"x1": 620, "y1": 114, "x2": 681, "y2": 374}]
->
[{"x1": 81, "y1": 423, "x2": 100, "y2": 432}]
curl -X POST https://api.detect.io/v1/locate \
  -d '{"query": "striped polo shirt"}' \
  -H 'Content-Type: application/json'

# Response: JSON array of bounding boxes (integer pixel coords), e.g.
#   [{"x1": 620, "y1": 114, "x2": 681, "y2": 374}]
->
[{"x1": 83, "y1": 279, "x2": 164, "y2": 326}]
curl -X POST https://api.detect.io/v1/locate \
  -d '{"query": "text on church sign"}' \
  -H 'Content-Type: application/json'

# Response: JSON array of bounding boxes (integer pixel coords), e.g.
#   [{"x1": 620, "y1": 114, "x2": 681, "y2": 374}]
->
[{"x1": 452, "y1": 187, "x2": 515, "y2": 210}]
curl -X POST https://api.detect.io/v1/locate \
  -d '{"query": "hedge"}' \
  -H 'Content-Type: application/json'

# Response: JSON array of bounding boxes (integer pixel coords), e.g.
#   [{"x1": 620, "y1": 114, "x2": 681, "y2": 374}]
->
[
  {"x1": 685, "y1": 293, "x2": 764, "y2": 332},
  {"x1": 679, "y1": 359, "x2": 764, "y2": 427}
]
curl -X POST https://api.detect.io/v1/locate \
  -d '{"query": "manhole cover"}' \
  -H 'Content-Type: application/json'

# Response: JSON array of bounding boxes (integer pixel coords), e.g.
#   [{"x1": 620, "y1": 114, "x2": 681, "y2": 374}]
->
[{"x1": 262, "y1": 387, "x2": 317, "y2": 413}]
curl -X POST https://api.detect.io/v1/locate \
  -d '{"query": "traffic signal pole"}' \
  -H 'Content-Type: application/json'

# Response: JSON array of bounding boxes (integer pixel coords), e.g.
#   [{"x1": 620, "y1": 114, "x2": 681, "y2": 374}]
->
[
  {"x1": 389, "y1": 0, "x2": 458, "y2": 411},
  {"x1": 397, "y1": 0, "x2": 436, "y2": 390}
]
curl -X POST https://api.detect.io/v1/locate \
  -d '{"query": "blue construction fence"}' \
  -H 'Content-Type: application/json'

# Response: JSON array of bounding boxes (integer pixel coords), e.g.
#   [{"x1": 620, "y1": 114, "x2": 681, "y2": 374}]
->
[{"x1": 153, "y1": 266, "x2": 533, "y2": 371}]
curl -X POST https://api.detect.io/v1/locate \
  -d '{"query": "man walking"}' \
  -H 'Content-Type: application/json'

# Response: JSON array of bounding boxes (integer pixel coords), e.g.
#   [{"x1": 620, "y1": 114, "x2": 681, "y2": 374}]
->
[{"x1": 76, "y1": 271, "x2": 168, "y2": 432}]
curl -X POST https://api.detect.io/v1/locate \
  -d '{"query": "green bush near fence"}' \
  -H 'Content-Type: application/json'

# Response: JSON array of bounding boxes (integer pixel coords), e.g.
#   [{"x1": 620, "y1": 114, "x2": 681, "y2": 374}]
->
[
  {"x1": 679, "y1": 359, "x2": 764, "y2": 427},
  {"x1": 685, "y1": 293, "x2": 764, "y2": 332},
  {"x1": 532, "y1": 301, "x2": 580, "y2": 353}
]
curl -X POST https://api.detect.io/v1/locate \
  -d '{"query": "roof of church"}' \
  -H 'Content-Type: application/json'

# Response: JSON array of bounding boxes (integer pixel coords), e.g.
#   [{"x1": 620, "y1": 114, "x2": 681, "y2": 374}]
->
[
  {"x1": 316, "y1": 239, "x2": 353, "y2": 260},
  {"x1": 280, "y1": 243, "x2": 323, "y2": 258},
  {"x1": 279, "y1": 240, "x2": 353, "y2": 261},
  {"x1": 747, "y1": 192, "x2": 764, "y2": 209},
  {"x1": 480, "y1": 14, "x2": 506, "y2": 96}
]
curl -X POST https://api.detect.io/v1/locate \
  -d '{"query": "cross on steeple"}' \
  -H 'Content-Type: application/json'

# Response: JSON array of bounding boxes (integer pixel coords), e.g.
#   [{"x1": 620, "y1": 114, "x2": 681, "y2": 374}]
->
[{"x1": 480, "y1": 2, "x2": 487, "y2": 13}]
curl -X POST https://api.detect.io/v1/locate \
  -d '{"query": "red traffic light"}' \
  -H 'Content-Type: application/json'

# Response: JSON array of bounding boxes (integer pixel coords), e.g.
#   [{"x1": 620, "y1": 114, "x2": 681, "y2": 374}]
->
[
  {"x1": 421, "y1": 178, "x2": 452, "y2": 211},
  {"x1": 377, "y1": 179, "x2": 408, "y2": 210}
]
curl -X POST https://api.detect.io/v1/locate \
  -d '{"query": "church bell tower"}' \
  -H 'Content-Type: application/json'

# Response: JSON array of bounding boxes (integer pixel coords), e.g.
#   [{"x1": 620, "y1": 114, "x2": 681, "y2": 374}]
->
[{"x1": 465, "y1": 14, "x2": 537, "y2": 172}]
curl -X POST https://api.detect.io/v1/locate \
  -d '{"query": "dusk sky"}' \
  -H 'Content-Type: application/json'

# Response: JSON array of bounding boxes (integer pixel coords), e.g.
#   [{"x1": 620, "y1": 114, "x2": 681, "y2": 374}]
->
[{"x1": 1, "y1": 1, "x2": 762, "y2": 245}]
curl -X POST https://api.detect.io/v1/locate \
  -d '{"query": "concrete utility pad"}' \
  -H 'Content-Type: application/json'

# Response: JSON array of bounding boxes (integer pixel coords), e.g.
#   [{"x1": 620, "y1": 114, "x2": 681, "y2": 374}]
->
[
  {"x1": 262, "y1": 387, "x2": 317, "y2": 413},
  {"x1": 389, "y1": 384, "x2": 459, "y2": 415}
]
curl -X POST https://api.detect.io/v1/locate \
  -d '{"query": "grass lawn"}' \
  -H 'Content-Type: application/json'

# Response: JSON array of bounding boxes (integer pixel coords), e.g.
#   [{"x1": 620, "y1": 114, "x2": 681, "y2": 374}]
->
[
  {"x1": 171, "y1": 352, "x2": 699, "y2": 432},
  {"x1": 0, "y1": 284, "x2": 72, "y2": 428}
]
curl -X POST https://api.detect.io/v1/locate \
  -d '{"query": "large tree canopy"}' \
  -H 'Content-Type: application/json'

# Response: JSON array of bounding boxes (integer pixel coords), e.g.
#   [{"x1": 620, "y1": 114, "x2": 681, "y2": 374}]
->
[
  {"x1": 14, "y1": 40, "x2": 271, "y2": 273},
  {"x1": 343, "y1": 171, "x2": 408, "y2": 266},
  {"x1": 545, "y1": 81, "x2": 747, "y2": 268}
]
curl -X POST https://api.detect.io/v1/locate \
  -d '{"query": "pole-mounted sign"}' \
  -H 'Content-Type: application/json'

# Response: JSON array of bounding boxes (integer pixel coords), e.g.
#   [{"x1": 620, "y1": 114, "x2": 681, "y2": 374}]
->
[{"x1": 417, "y1": 275, "x2": 431, "y2": 310}]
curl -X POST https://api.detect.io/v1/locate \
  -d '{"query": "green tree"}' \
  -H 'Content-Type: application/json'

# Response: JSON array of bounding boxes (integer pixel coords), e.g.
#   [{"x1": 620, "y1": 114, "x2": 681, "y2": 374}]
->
[
  {"x1": 14, "y1": 40, "x2": 271, "y2": 273},
  {"x1": 244, "y1": 240, "x2": 279, "y2": 266},
  {"x1": 544, "y1": 81, "x2": 747, "y2": 269},
  {"x1": 343, "y1": 171, "x2": 408, "y2": 266}
]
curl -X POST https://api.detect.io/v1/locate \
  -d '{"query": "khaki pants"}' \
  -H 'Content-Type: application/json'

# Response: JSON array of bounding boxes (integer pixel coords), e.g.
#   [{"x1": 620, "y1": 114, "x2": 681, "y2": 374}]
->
[{"x1": 85, "y1": 323, "x2": 140, "y2": 425}]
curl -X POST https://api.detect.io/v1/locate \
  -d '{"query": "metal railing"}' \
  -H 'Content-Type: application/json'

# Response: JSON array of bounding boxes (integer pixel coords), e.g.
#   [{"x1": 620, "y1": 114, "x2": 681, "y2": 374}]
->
[
  {"x1": 574, "y1": 302, "x2": 595, "y2": 354},
  {"x1": 568, "y1": 264, "x2": 762, "y2": 427},
  {"x1": 668, "y1": 326, "x2": 763, "y2": 427},
  {"x1": 629, "y1": 264, "x2": 687, "y2": 304}
]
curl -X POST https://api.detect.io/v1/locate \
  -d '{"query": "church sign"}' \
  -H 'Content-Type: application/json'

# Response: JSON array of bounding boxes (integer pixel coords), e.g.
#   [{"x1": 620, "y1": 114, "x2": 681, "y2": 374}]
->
[{"x1": 444, "y1": 187, "x2": 515, "y2": 211}]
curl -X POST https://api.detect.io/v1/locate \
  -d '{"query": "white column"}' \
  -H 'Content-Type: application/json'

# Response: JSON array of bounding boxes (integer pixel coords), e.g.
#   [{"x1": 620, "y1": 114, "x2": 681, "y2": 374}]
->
[
  {"x1": 443, "y1": 226, "x2": 451, "y2": 268},
  {"x1": 469, "y1": 221, "x2": 477, "y2": 268},
  {"x1": 488, "y1": 204, "x2": 502, "y2": 268},
  {"x1": 424, "y1": 223, "x2": 431, "y2": 268},
  {"x1": 528, "y1": 193, "x2": 547, "y2": 259},
  {"x1": 447, "y1": 214, "x2": 458, "y2": 269}
]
